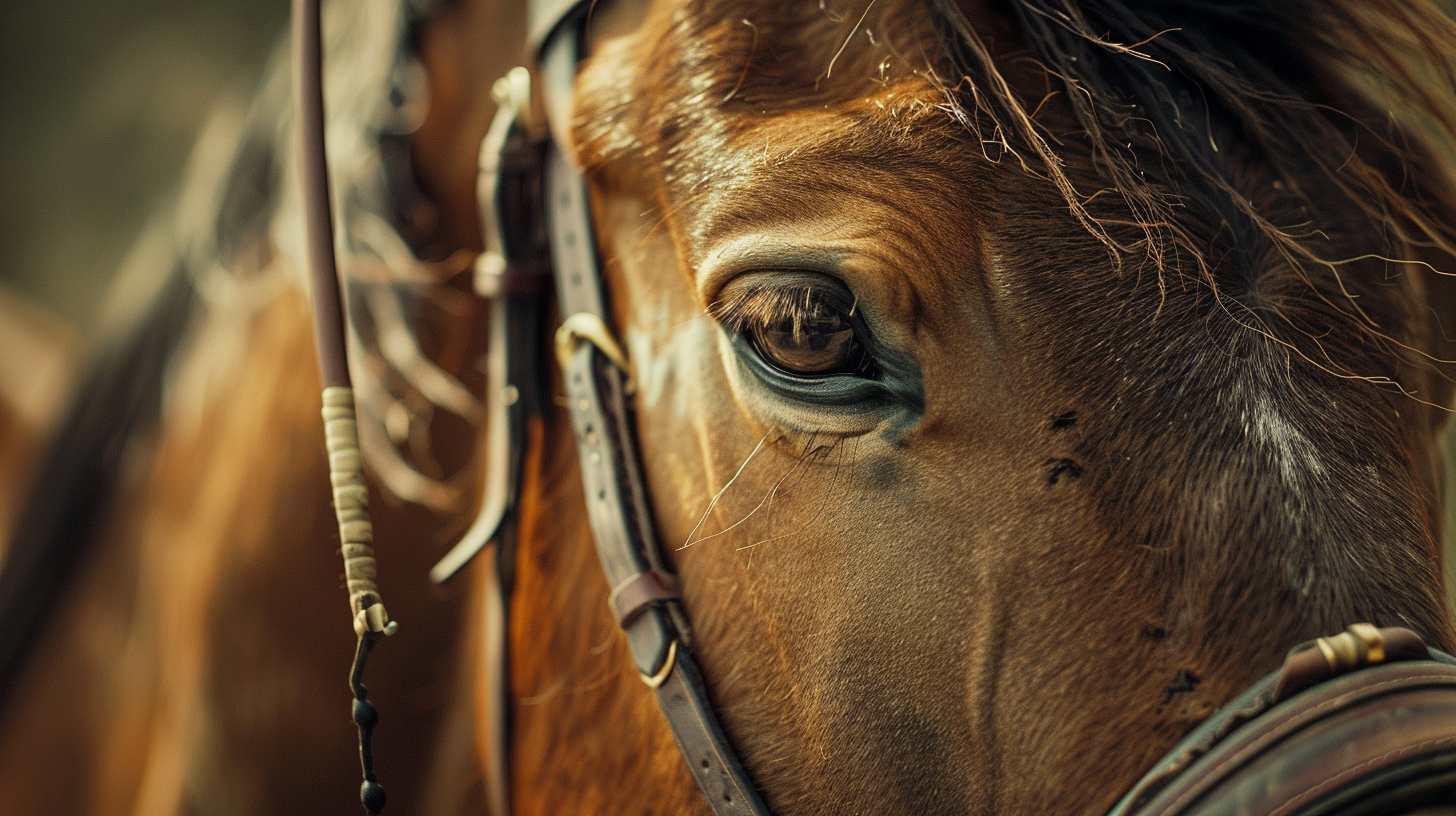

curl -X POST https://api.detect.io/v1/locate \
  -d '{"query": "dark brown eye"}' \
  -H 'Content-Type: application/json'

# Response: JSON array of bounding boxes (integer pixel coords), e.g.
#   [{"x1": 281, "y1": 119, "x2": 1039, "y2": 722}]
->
[
  {"x1": 751, "y1": 314, "x2": 862, "y2": 375},
  {"x1": 711, "y1": 277, "x2": 874, "y2": 377}
]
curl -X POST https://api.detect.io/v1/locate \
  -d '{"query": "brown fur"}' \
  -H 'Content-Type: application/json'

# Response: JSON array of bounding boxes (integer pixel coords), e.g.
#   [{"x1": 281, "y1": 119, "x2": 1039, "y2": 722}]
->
[
  {"x1": 0, "y1": 287, "x2": 477, "y2": 813},
  {"x1": 492, "y1": 413, "x2": 709, "y2": 815}
]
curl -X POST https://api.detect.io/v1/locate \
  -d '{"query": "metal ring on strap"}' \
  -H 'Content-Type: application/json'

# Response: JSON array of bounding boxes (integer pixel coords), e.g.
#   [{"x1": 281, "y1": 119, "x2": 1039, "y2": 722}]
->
[{"x1": 642, "y1": 640, "x2": 679, "y2": 689}]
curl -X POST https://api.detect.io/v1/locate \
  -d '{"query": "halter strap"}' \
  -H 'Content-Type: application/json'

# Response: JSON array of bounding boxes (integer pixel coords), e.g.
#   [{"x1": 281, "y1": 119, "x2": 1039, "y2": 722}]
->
[
  {"x1": 421, "y1": 2, "x2": 774, "y2": 813},
  {"x1": 527, "y1": 0, "x2": 589, "y2": 56}
]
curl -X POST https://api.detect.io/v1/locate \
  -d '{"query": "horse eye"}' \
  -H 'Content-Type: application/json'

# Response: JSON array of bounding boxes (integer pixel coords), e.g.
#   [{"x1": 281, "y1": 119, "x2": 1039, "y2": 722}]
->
[
  {"x1": 748, "y1": 314, "x2": 866, "y2": 376},
  {"x1": 724, "y1": 283, "x2": 873, "y2": 377},
  {"x1": 711, "y1": 276, "x2": 877, "y2": 379}
]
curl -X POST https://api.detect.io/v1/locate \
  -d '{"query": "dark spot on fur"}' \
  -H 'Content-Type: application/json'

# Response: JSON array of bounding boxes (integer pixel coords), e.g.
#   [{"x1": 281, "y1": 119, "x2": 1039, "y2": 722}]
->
[
  {"x1": 1163, "y1": 670, "x2": 1200, "y2": 703},
  {"x1": 1045, "y1": 457, "x2": 1083, "y2": 485},
  {"x1": 1142, "y1": 625, "x2": 1167, "y2": 641},
  {"x1": 862, "y1": 455, "x2": 900, "y2": 491},
  {"x1": 1051, "y1": 411, "x2": 1078, "y2": 430}
]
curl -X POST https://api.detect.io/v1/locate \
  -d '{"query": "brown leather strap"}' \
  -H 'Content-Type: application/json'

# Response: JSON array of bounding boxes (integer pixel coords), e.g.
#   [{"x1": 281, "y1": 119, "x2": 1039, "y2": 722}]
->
[
  {"x1": 1110, "y1": 627, "x2": 1456, "y2": 816},
  {"x1": 293, "y1": 0, "x2": 350, "y2": 390},
  {"x1": 475, "y1": 119, "x2": 552, "y2": 816},
  {"x1": 1134, "y1": 662, "x2": 1456, "y2": 816},
  {"x1": 1271, "y1": 625, "x2": 1428, "y2": 702},
  {"x1": 656, "y1": 650, "x2": 776, "y2": 814},
  {"x1": 293, "y1": 0, "x2": 398, "y2": 811},
  {"x1": 527, "y1": 0, "x2": 585, "y2": 56},
  {"x1": 538, "y1": 20, "x2": 772, "y2": 816},
  {"x1": 475, "y1": 270, "x2": 552, "y2": 296}
]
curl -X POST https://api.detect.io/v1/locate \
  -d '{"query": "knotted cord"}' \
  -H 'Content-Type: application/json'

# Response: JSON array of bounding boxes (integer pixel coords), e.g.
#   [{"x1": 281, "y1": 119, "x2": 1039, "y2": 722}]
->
[{"x1": 292, "y1": 0, "x2": 398, "y2": 811}]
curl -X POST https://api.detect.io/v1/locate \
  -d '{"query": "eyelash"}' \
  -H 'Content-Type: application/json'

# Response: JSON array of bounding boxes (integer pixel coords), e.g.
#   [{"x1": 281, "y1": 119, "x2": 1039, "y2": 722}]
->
[
  {"x1": 706, "y1": 273, "x2": 924, "y2": 422},
  {"x1": 710, "y1": 283, "x2": 845, "y2": 335}
]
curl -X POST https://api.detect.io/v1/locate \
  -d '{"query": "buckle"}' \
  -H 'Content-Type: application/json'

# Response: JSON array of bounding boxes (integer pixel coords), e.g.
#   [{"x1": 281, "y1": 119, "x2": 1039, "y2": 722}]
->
[{"x1": 555, "y1": 312, "x2": 632, "y2": 389}]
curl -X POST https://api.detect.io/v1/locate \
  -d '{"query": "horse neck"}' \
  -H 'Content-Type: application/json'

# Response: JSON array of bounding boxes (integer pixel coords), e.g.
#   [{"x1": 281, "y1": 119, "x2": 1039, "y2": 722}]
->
[{"x1": 499, "y1": 406, "x2": 709, "y2": 814}]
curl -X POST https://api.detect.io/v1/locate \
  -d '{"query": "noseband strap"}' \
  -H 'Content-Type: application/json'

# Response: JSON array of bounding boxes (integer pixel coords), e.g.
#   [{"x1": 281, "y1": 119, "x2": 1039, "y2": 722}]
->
[{"x1": 1108, "y1": 626, "x2": 1456, "y2": 816}]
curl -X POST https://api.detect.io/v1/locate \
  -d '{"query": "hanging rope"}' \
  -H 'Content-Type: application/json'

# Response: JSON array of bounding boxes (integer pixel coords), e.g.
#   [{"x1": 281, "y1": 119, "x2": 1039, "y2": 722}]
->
[{"x1": 292, "y1": 0, "x2": 398, "y2": 811}]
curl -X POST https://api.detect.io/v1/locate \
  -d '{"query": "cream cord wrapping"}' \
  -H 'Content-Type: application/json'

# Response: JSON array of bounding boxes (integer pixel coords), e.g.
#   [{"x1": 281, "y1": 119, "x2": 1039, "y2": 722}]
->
[{"x1": 323, "y1": 385, "x2": 396, "y2": 637}]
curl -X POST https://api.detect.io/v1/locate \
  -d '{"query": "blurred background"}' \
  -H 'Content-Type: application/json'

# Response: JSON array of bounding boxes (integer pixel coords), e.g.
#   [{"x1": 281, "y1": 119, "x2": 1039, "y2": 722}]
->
[
  {"x1": 0, "y1": 0, "x2": 291, "y2": 551},
  {"x1": 0, "y1": 0, "x2": 285, "y2": 331}
]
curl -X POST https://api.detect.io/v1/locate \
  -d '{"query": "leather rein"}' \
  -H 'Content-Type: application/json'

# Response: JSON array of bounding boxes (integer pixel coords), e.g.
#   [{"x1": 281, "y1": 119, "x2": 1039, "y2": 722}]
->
[{"x1": 294, "y1": 1, "x2": 1456, "y2": 814}]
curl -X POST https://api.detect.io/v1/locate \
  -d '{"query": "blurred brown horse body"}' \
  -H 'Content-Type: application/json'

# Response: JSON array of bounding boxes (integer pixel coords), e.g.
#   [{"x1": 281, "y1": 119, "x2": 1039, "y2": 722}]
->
[{"x1": 5, "y1": 0, "x2": 1456, "y2": 814}]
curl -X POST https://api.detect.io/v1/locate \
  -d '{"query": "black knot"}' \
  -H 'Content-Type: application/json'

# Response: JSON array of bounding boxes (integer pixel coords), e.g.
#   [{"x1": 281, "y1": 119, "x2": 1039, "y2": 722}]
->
[
  {"x1": 361, "y1": 780, "x2": 387, "y2": 814},
  {"x1": 353, "y1": 698, "x2": 379, "y2": 729}
]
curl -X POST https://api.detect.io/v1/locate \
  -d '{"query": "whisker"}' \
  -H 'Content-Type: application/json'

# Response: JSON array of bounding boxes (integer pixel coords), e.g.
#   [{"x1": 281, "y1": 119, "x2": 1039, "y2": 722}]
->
[
  {"x1": 685, "y1": 437, "x2": 815, "y2": 549},
  {"x1": 748, "y1": 434, "x2": 822, "y2": 568},
  {"x1": 824, "y1": 0, "x2": 878, "y2": 80},
  {"x1": 737, "y1": 436, "x2": 845, "y2": 552},
  {"x1": 679, "y1": 431, "x2": 772, "y2": 550}
]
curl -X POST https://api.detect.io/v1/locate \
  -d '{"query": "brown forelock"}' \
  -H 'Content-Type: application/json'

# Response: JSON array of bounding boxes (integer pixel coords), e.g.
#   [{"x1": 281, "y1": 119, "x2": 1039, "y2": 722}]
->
[{"x1": 533, "y1": 0, "x2": 1456, "y2": 813}]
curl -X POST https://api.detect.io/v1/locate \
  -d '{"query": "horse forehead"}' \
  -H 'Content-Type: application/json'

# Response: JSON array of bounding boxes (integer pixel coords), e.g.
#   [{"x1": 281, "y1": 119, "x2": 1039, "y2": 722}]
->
[{"x1": 580, "y1": 0, "x2": 950, "y2": 133}]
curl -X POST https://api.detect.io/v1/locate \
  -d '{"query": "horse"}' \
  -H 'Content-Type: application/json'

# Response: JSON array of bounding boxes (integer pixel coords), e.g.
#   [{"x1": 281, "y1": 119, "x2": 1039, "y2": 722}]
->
[{"x1": 4, "y1": 0, "x2": 1456, "y2": 813}]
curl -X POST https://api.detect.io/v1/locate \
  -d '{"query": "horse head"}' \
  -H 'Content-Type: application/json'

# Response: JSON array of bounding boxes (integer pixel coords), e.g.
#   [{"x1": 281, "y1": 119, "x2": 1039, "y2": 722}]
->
[{"x1": 399, "y1": 0, "x2": 1456, "y2": 812}]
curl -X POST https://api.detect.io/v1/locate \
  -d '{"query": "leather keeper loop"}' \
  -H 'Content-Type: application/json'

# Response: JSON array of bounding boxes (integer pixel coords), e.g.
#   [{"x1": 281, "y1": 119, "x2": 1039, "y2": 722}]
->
[
  {"x1": 1273, "y1": 624, "x2": 1429, "y2": 703},
  {"x1": 610, "y1": 570, "x2": 681, "y2": 626}
]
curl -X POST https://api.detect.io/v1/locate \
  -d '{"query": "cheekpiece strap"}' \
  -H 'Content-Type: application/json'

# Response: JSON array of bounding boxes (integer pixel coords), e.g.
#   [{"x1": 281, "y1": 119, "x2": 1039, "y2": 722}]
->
[{"x1": 535, "y1": 14, "x2": 773, "y2": 816}]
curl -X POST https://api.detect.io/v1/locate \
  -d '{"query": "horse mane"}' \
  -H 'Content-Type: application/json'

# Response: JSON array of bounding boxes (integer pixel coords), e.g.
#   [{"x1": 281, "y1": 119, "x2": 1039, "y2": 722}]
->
[{"x1": 931, "y1": 0, "x2": 1456, "y2": 395}]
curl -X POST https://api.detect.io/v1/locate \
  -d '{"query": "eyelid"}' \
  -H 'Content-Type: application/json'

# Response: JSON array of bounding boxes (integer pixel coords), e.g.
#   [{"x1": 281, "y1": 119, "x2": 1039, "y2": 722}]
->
[
  {"x1": 710, "y1": 271, "x2": 860, "y2": 332},
  {"x1": 697, "y1": 236, "x2": 853, "y2": 302}
]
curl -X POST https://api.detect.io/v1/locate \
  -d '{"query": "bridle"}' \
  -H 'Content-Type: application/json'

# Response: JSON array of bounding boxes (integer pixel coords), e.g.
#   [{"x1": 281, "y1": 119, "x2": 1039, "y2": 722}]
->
[
  {"x1": 292, "y1": 1, "x2": 1456, "y2": 815},
  {"x1": 433, "y1": 3, "x2": 771, "y2": 813}
]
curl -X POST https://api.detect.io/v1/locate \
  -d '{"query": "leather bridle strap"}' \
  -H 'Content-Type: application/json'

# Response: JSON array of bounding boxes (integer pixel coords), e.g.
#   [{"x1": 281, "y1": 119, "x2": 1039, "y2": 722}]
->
[
  {"x1": 533, "y1": 10, "x2": 772, "y2": 816},
  {"x1": 444, "y1": 71, "x2": 552, "y2": 816}
]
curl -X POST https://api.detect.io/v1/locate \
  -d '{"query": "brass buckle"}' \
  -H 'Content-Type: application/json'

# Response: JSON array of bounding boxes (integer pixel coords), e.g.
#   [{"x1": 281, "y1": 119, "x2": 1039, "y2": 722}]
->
[
  {"x1": 1315, "y1": 622, "x2": 1387, "y2": 672},
  {"x1": 555, "y1": 312, "x2": 634, "y2": 391},
  {"x1": 492, "y1": 66, "x2": 535, "y2": 133}
]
